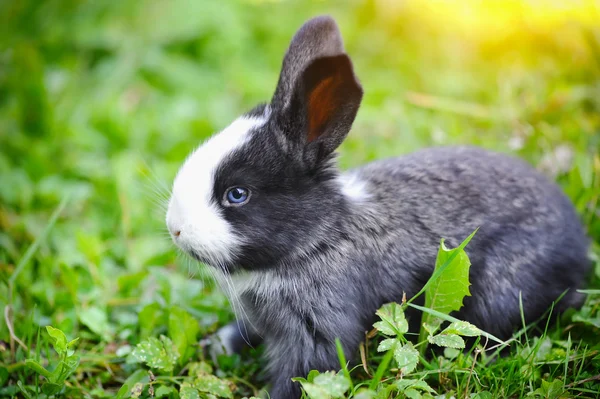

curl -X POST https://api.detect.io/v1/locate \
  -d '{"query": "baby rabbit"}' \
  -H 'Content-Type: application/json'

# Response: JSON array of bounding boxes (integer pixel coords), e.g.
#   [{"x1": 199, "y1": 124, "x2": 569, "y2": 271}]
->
[{"x1": 166, "y1": 16, "x2": 590, "y2": 399}]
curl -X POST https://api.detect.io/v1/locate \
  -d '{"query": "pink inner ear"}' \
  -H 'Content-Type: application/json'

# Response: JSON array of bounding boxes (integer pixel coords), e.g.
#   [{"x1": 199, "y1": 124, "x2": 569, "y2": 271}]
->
[{"x1": 307, "y1": 74, "x2": 341, "y2": 143}]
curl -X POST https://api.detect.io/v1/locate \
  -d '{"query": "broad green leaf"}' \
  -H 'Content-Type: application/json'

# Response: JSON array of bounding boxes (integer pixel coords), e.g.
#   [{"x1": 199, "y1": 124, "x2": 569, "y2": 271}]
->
[
  {"x1": 425, "y1": 237, "x2": 473, "y2": 322},
  {"x1": 404, "y1": 388, "x2": 422, "y2": 399},
  {"x1": 313, "y1": 371, "x2": 350, "y2": 397},
  {"x1": 115, "y1": 384, "x2": 131, "y2": 399},
  {"x1": 131, "y1": 335, "x2": 180, "y2": 372},
  {"x1": 188, "y1": 361, "x2": 213, "y2": 377},
  {"x1": 444, "y1": 347, "x2": 461, "y2": 359},
  {"x1": 307, "y1": 369, "x2": 321, "y2": 382},
  {"x1": 139, "y1": 303, "x2": 166, "y2": 339},
  {"x1": 354, "y1": 390, "x2": 376, "y2": 399},
  {"x1": 418, "y1": 231, "x2": 476, "y2": 350},
  {"x1": 393, "y1": 342, "x2": 419, "y2": 374},
  {"x1": 168, "y1": 305, "x2": 200, "y2": 365},
  {"x1": 422, "y1": 323, "x2": 439, "y2": 336},
  {"x1": 395, "y1": 379, "x2": 436, "y2": 394},
  {"x1": 298, "y1": 372, "x2": 350, "y2": 399},
  {"x1": 428, "y1": 333, "x2": 465, "y2": 349},
  {"x1": 373, "y1": 303, "x2": 408, "y2": 337},
  {"x1": 180, "y1": 385, "x2": 201, "y2": 399},
  {"x1": 442, "y1": 321, "x2": 481, "y2": 337},
  {"x1": 46, "y1": 326, "x2": 68, "y2": 355},
  {"x1": 528, "y1": 379, "x2": 566, "y2": 399},
  {"x1": 193, "y1": 374, "x2": 233, "y2": 398},
  {"x1": 79, "y1": 306, "x2": 112, "y2": 341},
  {"x1": 377, "y1": 338, "x2": 398, "y2": 352},
  {"x1": 155, "y1": 385, "x2": 178, "y2": 398},
  {"x1": 301, "y1": 383, "x2": 330, "y2": 399}
]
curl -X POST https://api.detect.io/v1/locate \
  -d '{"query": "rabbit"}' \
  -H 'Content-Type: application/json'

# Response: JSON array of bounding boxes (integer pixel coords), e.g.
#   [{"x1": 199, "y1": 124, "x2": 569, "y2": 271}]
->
[{"x1": 165, "y1": 15, "x2": 591, "y2": 399}]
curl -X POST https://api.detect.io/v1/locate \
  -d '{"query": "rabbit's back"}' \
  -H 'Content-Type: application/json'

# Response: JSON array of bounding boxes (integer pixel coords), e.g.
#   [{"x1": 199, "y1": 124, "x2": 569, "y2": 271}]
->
[{"x1": 349, "y1": 146, "x2": 590, "y2": 338}]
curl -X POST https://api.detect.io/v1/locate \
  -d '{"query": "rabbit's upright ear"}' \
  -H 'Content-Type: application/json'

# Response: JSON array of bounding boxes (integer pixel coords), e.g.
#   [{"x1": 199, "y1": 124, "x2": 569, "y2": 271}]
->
[{"x1": 270, "y1": 16, "x2": 363, "y2": 166}]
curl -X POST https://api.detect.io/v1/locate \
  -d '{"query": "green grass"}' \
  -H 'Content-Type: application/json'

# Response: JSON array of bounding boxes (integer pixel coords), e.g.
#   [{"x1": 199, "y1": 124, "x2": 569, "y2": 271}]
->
[{"x1": 1, "y1": 1, "x2": 600, "y2": 398}]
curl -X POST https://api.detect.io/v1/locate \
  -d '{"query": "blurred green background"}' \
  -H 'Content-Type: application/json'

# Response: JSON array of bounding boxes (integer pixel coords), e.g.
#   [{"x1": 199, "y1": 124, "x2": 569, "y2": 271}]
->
[{"x1": 1, "y1": 0, "x2": 599, "y2": 397}]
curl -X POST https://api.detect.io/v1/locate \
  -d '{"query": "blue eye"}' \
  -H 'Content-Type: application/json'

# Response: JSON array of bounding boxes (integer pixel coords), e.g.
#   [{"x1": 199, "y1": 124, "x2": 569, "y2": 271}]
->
[{"x1": 225, "y1": 187, "x2": 250, "y2": 205}]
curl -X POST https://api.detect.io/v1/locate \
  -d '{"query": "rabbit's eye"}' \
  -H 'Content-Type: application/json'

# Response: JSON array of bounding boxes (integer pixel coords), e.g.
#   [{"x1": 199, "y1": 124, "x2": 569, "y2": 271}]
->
[{"x1": 224, "y1": 187, "x2": 250, "y2": 206}]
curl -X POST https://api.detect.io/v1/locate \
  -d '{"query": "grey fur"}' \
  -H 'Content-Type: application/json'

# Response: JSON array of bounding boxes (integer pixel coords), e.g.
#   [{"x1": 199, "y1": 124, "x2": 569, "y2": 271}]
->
[{"x1": 173, "y1": 16, "x2": 591, "y2": 399}]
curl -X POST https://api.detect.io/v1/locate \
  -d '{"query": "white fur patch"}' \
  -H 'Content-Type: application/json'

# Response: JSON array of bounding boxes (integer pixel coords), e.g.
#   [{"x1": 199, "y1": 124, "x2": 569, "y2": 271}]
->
[
  {"x1": 213, "y1": 322, "x2": 238, "y2": 355},
  {"x1": 337, "y1": 172, "x2": 370, "y2": 202},
  {"x1": 166, "y1": 116, "x2": 265, "y2": 265}
]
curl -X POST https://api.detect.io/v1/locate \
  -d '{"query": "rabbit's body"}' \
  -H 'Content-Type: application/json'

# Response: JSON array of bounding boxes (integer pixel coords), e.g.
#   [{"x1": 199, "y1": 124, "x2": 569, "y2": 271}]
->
[
  {"x1": 166, "y1": 16, "x2": 590, "y2": 399},
  {"x1": 226, "y1": 146, "x2": 588, "y2": 398}
]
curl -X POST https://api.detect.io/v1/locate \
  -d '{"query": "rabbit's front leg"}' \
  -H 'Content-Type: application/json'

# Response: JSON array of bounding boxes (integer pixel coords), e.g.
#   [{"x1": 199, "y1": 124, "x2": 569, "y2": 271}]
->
[
  {"x1": 265, "y1": 321, "x2": 361, "y2": 399},
  {"x1": 203, "y1": 319, "x2": 262, "y2": 362}
]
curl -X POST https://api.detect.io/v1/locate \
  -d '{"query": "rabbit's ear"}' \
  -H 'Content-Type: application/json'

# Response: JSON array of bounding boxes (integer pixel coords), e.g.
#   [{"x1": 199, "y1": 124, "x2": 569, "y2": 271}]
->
[{"x1": 270, "y1": 16, "x2": 363, "y2": 166}]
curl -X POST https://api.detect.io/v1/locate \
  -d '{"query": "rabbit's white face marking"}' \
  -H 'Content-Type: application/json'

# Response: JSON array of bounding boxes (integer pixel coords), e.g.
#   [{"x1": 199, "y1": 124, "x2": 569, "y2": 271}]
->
[
  {"x1": 166, "y1": 116, "x2": 266, "y2": 265},
  {"x1": 337, "y1": 173, "x2": 370, "y2": 202}
]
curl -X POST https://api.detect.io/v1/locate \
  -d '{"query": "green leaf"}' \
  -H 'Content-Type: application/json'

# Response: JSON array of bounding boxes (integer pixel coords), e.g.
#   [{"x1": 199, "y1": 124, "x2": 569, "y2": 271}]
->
[
  {"x1": 41, "y1": 382, "x2": 63, "y2": 396},
  {"x1": 353, "y1": 390, "x2": 376, "y2": 399},
  {"x1": 373, "y1": 303, "x2": 408, "y2": 337},
  {"x1": 428, "y1": 333, "x2": 465, "y2": 349},
  {"x1": 131, "y1": 335, "x2": 180, "y2": 373},
  {"x1": 528, "y1": 379, "x2": 566, "y2": 399},
  {"x1": 313, "y1": 371, "x2": 350, "y2": 397},
  {"x1": 180, "y1": 385, "x2": 201, "y2": 399},
  {"x1": 116, "y1": 369, "x2": 149, "y2": 399},
  {"x1": 422, "y1": 322, "x2": 439, "y2": 336},
  {"x1": 418, "y1": 231, "x2": 476, "y2": 350},
  {"x1": 188, "y1": 361, "x2": 214, "y2": 377},
  {"x1": 79, "y1": 306, "x2": 112, "y2": 341},
  {"x1": 67, "y1": 337, "x2": 80, "y2": 349},
  {"x1": 139, "y1": 302, "x2": 166, "y2": 339},
  {"x1": 404, "y1": 388, "x2": 422, "y2": 399},
  {"x1": 25, "y1": 359, "x2": 52, "y2": 378},
  {"x1": 442, "y1": 321, "x2": 481, "y2": 337},
  {"x1": 395, "y1": 379, "x2": 436, "y2": 394},
  {"x1": 0, "y1": 367, "x2": 8, "y2": 387},
  {"x1": 393, "y1": 342, "x2": 419, "y2": 375},
  {"x1": 115, "y1": 384, "x2": 131, "y2": 399},
  {"x1": 193, "y1": 374, "x2": 233, "y2": 398},
  {"x1": 307, "y1": 369, "x2": 321, "y2": 382},
  {"x1": 49, "y1": 355, "x2": 80, "y2": 384},
  {"x1": 377, "y1": 338, "x2": 398, "y2": 352},
  {"x1": 425, "y1": 236, "x2": 474, "y2": 321},
  {"x1": 168, "y1": 305, "x2": 200, "y2": 365},
  {"x1": 444, "y1": 347, "x2": 461, "y2": 359},
  {"x1": 155, "y1": 385, "x2": 178, "y2": 398},
  {"x1": 46, "y1": 325, "x2": 68, "y2": 355},
  {"x1": 301, "y1": 383, "x2": 330, "y2": 399},
  {"x1": 298, "y1": 371, "x2": 350, "y2": 399},
  {"x1": 408, "y1": 303, "x2": 505, "y2": 345}
]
